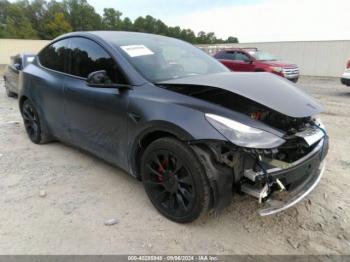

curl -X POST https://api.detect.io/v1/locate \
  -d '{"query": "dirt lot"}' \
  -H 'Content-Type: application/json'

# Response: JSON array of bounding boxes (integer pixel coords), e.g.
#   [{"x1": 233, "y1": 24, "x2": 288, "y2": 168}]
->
[{"x1": 0, "y1": 76, "x2": 349, "y2": 255}]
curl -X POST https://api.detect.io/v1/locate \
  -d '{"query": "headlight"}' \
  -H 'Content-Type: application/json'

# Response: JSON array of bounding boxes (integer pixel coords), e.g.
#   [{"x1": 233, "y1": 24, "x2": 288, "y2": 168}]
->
[
  {"x1": 205, "y1": 114, "x2": 285, "y2": 149},
  {"x1": 270, "y1": 66, "x2": 283, "y2": 73}
]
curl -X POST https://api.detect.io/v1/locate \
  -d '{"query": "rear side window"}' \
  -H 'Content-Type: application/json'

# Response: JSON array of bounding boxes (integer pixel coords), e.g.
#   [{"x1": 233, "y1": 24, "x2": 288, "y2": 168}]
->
[
  {"x1": 38, "y1": 39, "x2": 69, "y2": 73},
  {"x1": 68, "y1": 37, "x2": 125, "y2": 84},
  {"x1": 218, "y1": 51, "x2": 235, "y2": 60}
]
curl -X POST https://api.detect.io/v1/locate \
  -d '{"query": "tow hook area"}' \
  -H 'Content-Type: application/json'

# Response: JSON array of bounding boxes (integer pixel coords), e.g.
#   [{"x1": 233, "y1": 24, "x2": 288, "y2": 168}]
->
[
  {"x1": 241, "y1": 177, "x2": 285, "y2": 204},
  {"x1": 259, "y1": 161, "x2": 325, "y2": 216}
]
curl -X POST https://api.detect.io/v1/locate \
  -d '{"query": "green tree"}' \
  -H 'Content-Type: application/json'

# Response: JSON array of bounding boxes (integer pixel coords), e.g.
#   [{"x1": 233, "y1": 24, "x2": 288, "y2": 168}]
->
[
  {"x1": 0, "y1": 0, "x2": 10, "y2": 37},
  {"x1": 121, "y1": 17, "x2": 133, "y2": 31},
  {"x1": 102, "y1": 8, "x2": 122, "y2": 30},
  {"x1": 46, "y1": 12, "x2": 72, "y2": 39},
  {"x1": 22, "y1": 0, "x2": 47, "y2": 39},
  {"x1": 3, "y1": 3, "x2": 38, "y2": 38},
  {"x1": 180, "y1": 29, "x2": 196, "y2": 43},
  {"x1": 196, "y1": 31, "x2": 208, "y2": 44},
  {"x1": 167, "y1": 26, "x2": 181, "y2": 38},
  {"x1": 133, "y1": 16, "x2": 145, "y2": 32},
  {"x1": 63, "y1": 0, "x2": 102, "y2": 31},
  {"x1": 225, "y1": 36, "x2": 239, "y2": 43},
  {"x1": 0, "y1": 0, "x2": 239, "y2": 43}
]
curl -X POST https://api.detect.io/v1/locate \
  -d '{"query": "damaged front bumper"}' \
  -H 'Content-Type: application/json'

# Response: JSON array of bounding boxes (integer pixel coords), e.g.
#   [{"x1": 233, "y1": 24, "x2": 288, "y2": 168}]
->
[
  {"x1": 242, "y1": 136, "x2": 329, "y2": 216},
  {"x1": 259, "y1": 160, "x2": 325, "y2": 216}
]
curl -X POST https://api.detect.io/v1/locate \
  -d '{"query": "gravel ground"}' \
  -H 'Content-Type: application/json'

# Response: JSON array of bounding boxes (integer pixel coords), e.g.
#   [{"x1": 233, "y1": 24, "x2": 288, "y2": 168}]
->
[{"x1": 0, "y1": 76, "x2": 349, "y2": 255}]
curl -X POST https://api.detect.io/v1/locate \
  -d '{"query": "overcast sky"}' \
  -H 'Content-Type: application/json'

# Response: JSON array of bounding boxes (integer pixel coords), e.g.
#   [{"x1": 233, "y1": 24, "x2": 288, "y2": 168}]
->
[{"x1": 88, "y1": 0, "x2": 350, "y2": 43}]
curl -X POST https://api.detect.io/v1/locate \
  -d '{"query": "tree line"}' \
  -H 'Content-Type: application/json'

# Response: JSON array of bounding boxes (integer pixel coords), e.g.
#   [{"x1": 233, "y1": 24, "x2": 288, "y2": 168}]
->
[{"x1": 0, "y1": 0, "x2": 239, "y2": 44}]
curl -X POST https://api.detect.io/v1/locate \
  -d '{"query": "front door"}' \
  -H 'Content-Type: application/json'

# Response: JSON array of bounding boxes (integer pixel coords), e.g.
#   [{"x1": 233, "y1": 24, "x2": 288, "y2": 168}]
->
[
  {"x1": 63, "y1": 37, "x2": 130, "y2": 168},
  {"x1": 231, "y1": 51, "x2": 256, "y2": 72}
]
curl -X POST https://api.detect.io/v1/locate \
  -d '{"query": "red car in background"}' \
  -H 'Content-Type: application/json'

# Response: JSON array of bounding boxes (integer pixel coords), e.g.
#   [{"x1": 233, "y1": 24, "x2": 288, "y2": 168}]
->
[{"x1": 214, "y1": 48, "x2": 300, "y2": 83}]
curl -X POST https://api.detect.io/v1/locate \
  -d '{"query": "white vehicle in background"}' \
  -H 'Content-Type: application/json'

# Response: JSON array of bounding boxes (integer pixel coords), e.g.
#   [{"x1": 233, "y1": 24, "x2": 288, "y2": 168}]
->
[{"x1": 341, "y1": 59, "x2": 350, "y2": 86}]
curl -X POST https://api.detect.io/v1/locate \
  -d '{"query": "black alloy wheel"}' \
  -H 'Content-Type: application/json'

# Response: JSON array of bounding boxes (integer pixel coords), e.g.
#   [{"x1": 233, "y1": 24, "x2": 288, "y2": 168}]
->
[
  {"x1": 141, "y1": 137, "x2": 210, "y2": 223},
  {"x1": 22, "y1": 100, "x2": 42, "y2": 144}
]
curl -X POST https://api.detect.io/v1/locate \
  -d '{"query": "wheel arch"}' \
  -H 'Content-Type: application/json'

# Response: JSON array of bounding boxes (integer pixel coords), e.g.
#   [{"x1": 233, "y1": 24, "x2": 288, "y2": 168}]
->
[
  {"x1": 130, "y1": 123, "x2": 194, "y2": 179},
  {"x1": 19, "y1": 95, "x2": 28, "y2": 113}
]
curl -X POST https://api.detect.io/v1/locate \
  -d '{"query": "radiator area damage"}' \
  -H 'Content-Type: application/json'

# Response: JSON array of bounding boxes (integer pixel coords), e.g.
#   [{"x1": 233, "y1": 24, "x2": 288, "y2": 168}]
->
[{"x1": 159, "y1": 82, "x2": 317, "y2": 129}]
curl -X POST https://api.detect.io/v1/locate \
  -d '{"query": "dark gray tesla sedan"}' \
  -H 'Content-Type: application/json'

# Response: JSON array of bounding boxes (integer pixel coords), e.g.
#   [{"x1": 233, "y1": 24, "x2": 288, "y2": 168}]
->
[{"x1": 19, "y1": 31, "x2": 328, "y2": 223}]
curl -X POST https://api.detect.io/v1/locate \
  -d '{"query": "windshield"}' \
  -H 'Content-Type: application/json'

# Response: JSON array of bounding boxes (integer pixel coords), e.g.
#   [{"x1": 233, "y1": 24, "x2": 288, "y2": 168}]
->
[
  {"x1": 111, "y1": 34, "x2": 229, "y2": 82},
  {"x1": 248, "y1": 50, "x2": 278, "y2": 61}
]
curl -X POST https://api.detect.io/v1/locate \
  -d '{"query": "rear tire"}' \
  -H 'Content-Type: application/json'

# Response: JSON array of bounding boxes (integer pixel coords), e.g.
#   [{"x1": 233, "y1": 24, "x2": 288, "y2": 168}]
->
[
  {"x1": 21, "y1": 99, "x2": 51, "y2": 144},
  {"x1": 141, "y1": 137, "x2": 210, "y2": 223}
]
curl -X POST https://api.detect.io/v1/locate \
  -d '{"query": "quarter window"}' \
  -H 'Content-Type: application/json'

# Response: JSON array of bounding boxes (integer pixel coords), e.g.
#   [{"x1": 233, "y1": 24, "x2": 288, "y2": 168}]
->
[
  {"x1": 68, "y1": 37, "x2": 125, "y2": 84},
  {"x1": 38, "y1": 39, "x2": 69, "y2": 73}
]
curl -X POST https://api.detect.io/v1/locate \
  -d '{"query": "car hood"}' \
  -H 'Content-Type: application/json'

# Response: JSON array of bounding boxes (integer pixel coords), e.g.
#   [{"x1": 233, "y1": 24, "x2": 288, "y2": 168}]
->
[{"x1": 158, "y1": 72, "x2": 323, "y2": 118}]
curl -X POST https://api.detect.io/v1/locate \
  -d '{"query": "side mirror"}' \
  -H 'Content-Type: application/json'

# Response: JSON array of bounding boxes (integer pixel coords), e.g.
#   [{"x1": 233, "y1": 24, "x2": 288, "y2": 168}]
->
[
  {"x1": 87, "y1": 70, "x2": 112, "y2": 86},
  {"x1": 86, "y1": 70, "x2": 132, "y2": 90},
  {"x1": 14, "y1": 63, "x2": 22, "y2": 70}
]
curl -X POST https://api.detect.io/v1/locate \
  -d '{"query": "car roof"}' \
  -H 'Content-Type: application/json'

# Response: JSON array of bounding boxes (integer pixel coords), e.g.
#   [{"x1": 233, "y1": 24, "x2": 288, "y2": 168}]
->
[
  {"x1": 219, "y1": 47, "x2": 258, "y2": 52},
  {"x1": 56, "y1": 31, "x2": 175, "y2": 46}
]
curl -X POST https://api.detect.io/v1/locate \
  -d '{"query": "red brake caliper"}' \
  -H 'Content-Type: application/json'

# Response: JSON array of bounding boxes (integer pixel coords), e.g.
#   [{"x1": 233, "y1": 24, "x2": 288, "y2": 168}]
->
[{"x1": 157, "y1": 159, "x2": 168, "y2": 182}]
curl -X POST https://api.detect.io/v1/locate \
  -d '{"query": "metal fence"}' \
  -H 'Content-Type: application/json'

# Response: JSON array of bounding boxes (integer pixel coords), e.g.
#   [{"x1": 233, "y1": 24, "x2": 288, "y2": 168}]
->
[{"x1": 1, "y1": 38, "x2": 349, "y2": 77}]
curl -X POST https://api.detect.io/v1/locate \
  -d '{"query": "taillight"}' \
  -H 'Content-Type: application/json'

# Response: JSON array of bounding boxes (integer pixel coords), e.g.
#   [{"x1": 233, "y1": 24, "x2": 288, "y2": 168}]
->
[{"x1": 347, "y1": 60, "x2": 350, "y2": 69}]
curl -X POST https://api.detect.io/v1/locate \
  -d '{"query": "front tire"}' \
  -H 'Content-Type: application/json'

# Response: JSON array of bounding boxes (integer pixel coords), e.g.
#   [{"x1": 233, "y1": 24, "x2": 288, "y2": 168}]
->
[{"x1": 141, "y1": 137, "x2": 210, "y2": 223}]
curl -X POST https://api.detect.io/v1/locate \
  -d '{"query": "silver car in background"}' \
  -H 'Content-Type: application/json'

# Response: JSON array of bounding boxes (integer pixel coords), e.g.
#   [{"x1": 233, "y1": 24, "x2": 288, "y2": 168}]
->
[
  {"x1": 3, "y1": 53, "x2": 35, "y2": 97},
  {"x1": 341, "y1": 58, "x2": 350, "y2": 86}
]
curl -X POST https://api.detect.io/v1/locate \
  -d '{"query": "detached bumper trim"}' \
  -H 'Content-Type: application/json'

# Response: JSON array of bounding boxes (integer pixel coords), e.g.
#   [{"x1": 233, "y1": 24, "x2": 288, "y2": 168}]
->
[{"x1": 258, "y1": 160, "x2": 326, "y2": 216}]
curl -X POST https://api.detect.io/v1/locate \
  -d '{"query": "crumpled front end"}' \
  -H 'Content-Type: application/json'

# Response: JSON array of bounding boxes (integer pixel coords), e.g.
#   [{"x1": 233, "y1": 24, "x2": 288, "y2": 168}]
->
[
  {"x1": 159, "y1": 72, "x2": 329, "y2": 215},
  {"x1": 192, "y1": 114, "x2": 328, "y2": 216}
]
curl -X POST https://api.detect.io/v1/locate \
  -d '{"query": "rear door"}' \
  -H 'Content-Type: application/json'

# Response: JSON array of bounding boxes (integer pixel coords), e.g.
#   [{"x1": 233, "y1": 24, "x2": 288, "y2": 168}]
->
[
  {"x1": 63, "y1": 37, "x2": 129, "y2": 168},
  {"x1": 35, "y1": 38, "x2": 71, "y2": 140}
]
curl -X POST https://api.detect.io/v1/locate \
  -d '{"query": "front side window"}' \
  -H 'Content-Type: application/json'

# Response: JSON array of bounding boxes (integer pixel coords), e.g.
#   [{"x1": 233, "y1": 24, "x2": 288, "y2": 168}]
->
[
  {"x1": 248, "y1": 50, "x2": 278, "y2": 61},
  {"x1": 38, "y1": 39, "x2": 69, "y2": 73},
  {"x1": 234, "y1": 52, "x2": 251, "y2": 62},
  {"x1": 68, "y1": 37, "x2": 124, "y2": 84}
]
